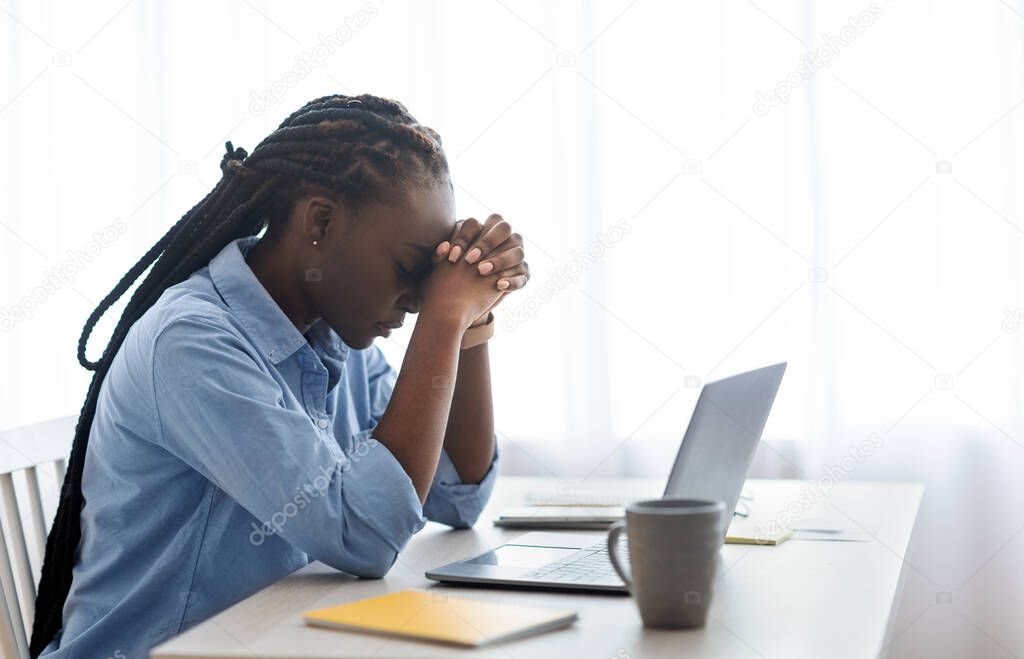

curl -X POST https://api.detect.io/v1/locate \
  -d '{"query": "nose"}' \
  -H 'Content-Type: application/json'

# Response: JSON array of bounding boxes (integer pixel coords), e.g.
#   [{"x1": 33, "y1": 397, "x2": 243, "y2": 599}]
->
[{"x1": 397, "y1": 287, "x2": 423, "y2": 315}]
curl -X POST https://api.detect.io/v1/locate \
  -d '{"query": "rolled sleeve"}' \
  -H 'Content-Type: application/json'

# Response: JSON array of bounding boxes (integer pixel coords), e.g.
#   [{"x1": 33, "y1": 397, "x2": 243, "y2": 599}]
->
[
  {"x1": 151, "y1": 316, "x2": 425, "y2": 578},
  {"x1": 423, "y1": 440, "x2": 500, "y2": 528},
  {"x1": 341, "y1": 428, "x2": 427, "y2": 550}
]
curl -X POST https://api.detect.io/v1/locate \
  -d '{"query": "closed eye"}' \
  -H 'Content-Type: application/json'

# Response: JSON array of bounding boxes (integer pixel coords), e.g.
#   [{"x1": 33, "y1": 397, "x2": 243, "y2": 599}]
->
[{"x1": 394, "y1": 261, "x2": 432, "y2": 282}]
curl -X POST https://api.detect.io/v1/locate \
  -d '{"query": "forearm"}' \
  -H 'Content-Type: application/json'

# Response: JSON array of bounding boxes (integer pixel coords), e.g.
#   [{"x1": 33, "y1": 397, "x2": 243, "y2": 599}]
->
[
  {"x1": 372, "y1": 312, "x2": 463, "y2": 502},
  {"x1": 443, "y1": 341, "x2": 496, "y2": 483}
]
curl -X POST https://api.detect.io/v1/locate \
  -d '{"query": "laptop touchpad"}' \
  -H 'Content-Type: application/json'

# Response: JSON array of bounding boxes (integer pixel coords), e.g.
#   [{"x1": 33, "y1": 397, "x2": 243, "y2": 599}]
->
[{"x1": 465, "y1": 545, "x2": 579, "y2": 569}]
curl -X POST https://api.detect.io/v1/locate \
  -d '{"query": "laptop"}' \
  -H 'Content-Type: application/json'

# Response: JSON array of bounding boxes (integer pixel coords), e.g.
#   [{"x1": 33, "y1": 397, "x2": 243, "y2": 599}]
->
[{"x1": 426, "y1": 362, "x2": 787, "y2": 593}]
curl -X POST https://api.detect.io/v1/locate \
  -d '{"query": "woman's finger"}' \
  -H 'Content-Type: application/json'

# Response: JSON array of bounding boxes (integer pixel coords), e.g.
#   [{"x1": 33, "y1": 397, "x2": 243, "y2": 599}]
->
[
  {"x1": 479, "y1": 230, "x2": 524, "y2": 260},
  {"x1": 463, "y1": 214, "x2": 512, "y2": 264},
  {"x1": 476, "y1": 246, "x2": 525, "y2": 275},
  {"x1": 492, "y1": 262, "x2": 530, "y2": 291},
  {"x1": 431, "y1": 237, "x2": 457, "y2": 268},
  {"x1": 447, "y1": 217, "x2": 484, "y2": 262}
]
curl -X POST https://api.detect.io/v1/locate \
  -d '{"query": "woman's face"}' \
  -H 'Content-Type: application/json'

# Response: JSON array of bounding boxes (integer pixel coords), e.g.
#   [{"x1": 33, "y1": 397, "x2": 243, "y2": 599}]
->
[{"x1": 304, "y1": 182, "x2": 456, "y2": 349}]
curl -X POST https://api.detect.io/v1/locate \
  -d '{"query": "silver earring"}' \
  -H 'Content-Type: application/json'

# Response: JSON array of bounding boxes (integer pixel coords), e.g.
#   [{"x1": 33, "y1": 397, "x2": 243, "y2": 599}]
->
[{"x1": 312, "y1": 240, "x2": 318, "y2": 247}]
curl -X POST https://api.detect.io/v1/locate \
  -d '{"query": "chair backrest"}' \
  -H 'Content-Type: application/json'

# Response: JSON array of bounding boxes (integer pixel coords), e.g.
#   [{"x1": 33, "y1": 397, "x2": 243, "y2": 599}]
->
[{"x1": 0, "y1": 416, "x2": 74, "y2": 659}]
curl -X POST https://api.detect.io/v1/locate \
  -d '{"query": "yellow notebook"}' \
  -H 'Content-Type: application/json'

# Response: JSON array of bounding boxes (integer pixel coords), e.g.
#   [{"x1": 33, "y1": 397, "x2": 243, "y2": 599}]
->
[
  {"x1": 726, "y1": 518, "x2": 792, "y2": 545},
  {"x1": 303, "y1": 589, "x2": 578, "y2": 647}
]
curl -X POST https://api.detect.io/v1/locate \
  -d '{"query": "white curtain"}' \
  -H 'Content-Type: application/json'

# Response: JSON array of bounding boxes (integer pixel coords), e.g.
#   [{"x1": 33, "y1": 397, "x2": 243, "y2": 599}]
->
[{"x1": 2, "y1": 0, "x2": 1022, "y2": 478}]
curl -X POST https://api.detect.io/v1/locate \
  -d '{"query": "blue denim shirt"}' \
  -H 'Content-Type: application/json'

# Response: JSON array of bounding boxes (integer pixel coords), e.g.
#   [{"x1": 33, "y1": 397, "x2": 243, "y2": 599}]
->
[{"x1": 42, "y1": 236, "x2": 499, "y2": 658}]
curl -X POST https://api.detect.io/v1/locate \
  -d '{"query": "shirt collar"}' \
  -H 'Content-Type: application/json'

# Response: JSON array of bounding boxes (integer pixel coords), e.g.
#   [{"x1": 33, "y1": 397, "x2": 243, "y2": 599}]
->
[{"x1": 208, "y1": 236, "x2": 350, "y2": 365}]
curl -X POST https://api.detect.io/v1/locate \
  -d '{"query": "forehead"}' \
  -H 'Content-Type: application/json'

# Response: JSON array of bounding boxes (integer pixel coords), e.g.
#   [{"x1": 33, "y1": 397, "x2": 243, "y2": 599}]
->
[{"x1": 363, "y1": 182, "x2": 455, "y2": 248}]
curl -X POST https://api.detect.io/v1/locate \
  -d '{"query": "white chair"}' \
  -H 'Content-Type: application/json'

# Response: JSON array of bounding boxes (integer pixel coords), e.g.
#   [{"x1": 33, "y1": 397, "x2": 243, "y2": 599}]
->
[{"x1": 0, "y1": 417, "x2": 74, "y2": 659}]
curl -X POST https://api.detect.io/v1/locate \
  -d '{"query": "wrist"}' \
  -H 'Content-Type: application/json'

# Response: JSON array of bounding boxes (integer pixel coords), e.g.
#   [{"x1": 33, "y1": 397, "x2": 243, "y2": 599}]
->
[
  {"x1": 468, "y1": 311, "x2": 493, "y2": 329},
  {"x1": 461, "y1": 312, "x2": 494, "y2": 350},
  {"x1": 418, "y1": 303, "x2": 474, "y2": 334}
]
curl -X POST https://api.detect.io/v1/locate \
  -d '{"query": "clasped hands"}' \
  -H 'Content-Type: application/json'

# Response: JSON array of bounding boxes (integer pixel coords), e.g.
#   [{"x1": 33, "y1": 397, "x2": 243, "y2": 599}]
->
[{"x1": 432, "y1": 214, "x2": 530, "y2": 327}]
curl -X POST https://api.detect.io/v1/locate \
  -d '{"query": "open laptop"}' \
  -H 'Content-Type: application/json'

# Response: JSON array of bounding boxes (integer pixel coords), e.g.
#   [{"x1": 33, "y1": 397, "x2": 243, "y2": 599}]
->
[{"x1": 426, "y1": 362, "x2": 786, "y2": 593}]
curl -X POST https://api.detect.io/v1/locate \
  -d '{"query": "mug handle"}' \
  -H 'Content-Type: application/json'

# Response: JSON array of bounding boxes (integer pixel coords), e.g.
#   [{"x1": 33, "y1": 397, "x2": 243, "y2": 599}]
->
[{"x1": 607, "y1": 522, "x2": 632, "y2": 590}]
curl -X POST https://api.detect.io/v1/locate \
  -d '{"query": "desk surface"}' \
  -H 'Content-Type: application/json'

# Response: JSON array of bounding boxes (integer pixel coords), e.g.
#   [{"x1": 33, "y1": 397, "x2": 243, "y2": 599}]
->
[{"x1": 152, "y1": 477, "x2": 923, "y2": 659}]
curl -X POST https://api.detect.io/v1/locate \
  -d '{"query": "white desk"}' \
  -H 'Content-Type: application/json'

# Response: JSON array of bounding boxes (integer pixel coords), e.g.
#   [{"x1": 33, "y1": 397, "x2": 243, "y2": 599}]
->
[{"x1": 152, "y1": 478, "x2": 923, "y2": 659}]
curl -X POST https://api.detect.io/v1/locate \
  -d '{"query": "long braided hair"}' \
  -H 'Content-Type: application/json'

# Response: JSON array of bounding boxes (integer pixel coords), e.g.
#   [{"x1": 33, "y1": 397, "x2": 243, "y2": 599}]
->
[{"x1": 30, "y1": 94, "x2": 449, "y2": 656}]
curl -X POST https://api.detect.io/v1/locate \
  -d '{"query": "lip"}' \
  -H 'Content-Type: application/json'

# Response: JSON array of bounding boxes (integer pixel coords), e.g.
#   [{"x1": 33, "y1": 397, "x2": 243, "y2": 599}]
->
[{"x1": 376, "y1": 320, "x2": 403, "y2": 337}]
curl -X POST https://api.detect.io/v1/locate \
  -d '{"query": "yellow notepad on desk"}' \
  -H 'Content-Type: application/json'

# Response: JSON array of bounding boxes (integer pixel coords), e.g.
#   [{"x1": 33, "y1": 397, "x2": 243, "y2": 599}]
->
[
  {"x1": 726, "y1": 518, "x2": 792, "y2": 545},
  {"x1": 303, "y1": 589, "x2": 578, "y2": 647}
]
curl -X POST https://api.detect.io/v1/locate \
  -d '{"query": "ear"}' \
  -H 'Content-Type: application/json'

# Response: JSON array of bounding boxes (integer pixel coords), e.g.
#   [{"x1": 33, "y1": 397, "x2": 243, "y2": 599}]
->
[{"x1": 298, "y1": 195, "x2": 348, "y2": 245}]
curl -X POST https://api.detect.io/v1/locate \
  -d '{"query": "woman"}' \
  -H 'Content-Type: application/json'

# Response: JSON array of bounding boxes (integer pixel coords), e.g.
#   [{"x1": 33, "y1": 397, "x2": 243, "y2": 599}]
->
[{"x1": 31, "y1": 94, "x2": 529, "y2": 658}]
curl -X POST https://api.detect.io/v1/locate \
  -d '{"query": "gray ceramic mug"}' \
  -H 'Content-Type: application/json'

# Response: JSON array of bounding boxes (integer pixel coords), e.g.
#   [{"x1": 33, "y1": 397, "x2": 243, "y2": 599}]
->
[{"x1": 607, "y1": 498, "x2": 727, "y2": 628}]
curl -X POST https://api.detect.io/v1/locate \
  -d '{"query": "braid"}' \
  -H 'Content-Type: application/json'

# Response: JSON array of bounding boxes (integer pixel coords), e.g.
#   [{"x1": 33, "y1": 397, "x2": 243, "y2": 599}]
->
[{"x1": 30, "y1": 93, "x2": 449, "y2": 657}]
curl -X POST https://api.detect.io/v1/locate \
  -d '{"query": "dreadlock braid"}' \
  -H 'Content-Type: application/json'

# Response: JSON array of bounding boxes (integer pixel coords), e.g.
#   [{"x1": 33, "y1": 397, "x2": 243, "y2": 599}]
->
[{"x1": 30, "y1": 93, "x2": 449, "y2": 657}]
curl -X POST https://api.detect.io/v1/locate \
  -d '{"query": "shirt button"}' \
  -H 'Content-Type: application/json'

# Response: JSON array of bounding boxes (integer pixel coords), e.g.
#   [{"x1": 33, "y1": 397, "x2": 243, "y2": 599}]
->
[{"x1": 317, "y1": 419, "x2": 329, "y2": 429}]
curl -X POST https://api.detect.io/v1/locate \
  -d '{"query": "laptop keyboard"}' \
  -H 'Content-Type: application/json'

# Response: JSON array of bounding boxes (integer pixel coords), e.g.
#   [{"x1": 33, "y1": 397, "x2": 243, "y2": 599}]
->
[{"x1": 520, "y1": 536, "x2": 629, "y2": 586}]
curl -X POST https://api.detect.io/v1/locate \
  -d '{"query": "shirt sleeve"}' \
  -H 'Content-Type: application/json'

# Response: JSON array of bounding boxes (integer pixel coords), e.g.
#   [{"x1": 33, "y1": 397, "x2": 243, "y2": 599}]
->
[
  {"x1": 151, "y1": 315, "x2": 426, "y2": 579},
  {"x1": 364, "y1": 346, "x2": 500, "y2": 529},
  {"x1": 423, "y1": 440, "x2": 500, "y2": 529}
]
